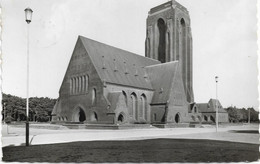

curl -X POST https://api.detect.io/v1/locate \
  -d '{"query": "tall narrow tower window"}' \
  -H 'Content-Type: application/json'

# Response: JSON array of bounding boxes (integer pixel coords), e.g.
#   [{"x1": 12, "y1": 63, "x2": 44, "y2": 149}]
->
[
  {"x1": 157, "y1": 18, "x2": 166, "y2": 63},
  {"x1": 181, "y1": 18, "x2": 187, "y2": 100},
  {"x1": 146, "y1": 38, "x2": 150, "y2": 58}
]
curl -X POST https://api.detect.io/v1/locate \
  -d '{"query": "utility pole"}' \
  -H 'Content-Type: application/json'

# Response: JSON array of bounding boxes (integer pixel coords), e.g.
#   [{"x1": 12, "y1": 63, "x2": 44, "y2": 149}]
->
[{"x1": 215, "y1": 76, "x2": 219, "y2": 132}]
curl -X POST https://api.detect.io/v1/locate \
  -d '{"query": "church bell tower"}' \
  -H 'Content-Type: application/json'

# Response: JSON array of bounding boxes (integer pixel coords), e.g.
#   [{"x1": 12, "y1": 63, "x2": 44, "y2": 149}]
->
[{"x1": 145, "y1": 0, "x2": 194, "y2": 103}]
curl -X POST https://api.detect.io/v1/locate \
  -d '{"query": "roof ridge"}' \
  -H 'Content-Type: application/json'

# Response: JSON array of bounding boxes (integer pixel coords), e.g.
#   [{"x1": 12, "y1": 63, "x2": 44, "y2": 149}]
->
[{"x1": 145, "y1": 60, "x2": 179, "y2": 68}]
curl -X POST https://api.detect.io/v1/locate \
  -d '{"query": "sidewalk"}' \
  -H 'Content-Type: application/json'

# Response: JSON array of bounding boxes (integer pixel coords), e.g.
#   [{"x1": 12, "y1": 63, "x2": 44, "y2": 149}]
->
[{"x1": 2, "y1": 124, "x2": 259, "y2": 147}]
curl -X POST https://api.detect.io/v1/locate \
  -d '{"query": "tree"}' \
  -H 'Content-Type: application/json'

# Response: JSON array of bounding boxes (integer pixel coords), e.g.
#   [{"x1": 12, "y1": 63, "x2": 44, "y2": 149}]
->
[
  {"x1": 2, "y1": 93, "x2": 57, "y2": 122},
  {"x1": 225, "y1": 106, "x2": 259, "y2": 123}
]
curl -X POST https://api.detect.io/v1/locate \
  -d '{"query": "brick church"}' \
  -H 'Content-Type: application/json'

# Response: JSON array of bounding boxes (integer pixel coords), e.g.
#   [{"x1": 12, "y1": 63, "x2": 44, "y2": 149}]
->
[{"x1": 51, "y1": 0, "x2": 229, "y2": 125}]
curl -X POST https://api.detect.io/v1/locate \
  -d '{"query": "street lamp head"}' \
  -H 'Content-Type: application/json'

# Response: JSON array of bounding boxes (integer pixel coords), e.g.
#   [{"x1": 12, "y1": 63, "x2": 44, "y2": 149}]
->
[
  {"x1": 215, "y1": 76, "x2": 218, "y2": 83},
  {"x1": 25, "y1": 7, "x2": 33, "y2": 24}
]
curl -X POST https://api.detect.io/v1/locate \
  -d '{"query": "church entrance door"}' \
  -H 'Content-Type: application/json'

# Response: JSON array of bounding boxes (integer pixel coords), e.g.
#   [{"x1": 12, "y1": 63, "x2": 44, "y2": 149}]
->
[
  {"x1": 73, "y1": 107, "x2": 86, "y2": 122},
  {"x1": 79, "y1": 108, "x2": 86, "y2": 122}
]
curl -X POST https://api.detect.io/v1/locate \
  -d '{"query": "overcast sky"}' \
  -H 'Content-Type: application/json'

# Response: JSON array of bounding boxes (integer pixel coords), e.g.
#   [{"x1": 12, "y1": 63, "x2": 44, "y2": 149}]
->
[{"x1": 2, "y1": 0, "x2": 258, "y2": 109}]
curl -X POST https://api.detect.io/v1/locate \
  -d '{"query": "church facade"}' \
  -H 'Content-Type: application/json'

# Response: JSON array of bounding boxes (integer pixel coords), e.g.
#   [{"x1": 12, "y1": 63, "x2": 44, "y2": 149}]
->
[{"x1": 51, "y1": 0, "x2": 228, "y2": 125}]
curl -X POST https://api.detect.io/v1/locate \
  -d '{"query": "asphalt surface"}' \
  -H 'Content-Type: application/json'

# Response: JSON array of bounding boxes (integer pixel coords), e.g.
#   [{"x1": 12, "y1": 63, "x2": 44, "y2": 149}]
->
[{"x1": 1, "y1": 123, "x2": 259, "y2": 147}]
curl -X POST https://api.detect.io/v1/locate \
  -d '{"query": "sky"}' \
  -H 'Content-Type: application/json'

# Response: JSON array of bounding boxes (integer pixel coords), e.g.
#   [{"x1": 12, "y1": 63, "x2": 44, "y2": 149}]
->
[{"x1": 1, "y1": 0, "x2": 259, "y2": 109}]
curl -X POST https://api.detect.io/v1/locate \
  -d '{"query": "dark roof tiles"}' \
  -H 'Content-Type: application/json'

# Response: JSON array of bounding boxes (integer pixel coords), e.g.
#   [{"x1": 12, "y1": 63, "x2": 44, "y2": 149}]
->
[
  {"x1": 197, "y1": 99, "x2": 227, "y2": 113},
  {"x1": 80, "y1": 36, "x2": 160, "y2": 90},
  {"x1": 146, "y1": 61, "x2": 179, "y2": 104}
]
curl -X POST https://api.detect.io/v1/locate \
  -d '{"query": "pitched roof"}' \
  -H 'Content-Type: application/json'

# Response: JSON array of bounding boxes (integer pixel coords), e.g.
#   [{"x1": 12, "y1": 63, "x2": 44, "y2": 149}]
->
[
  {"x1": 196, "y1": 103, "x2": 209, "y2": 113},
  {"x1": 146, "y1": 61, "x2": 179, "y2": 104},
  {"x1": 197, "y1": 99, "x2": 227, "y2": 113},
  {"x1": 80, "y1": 36, "x2": 160, "y2": 90}
]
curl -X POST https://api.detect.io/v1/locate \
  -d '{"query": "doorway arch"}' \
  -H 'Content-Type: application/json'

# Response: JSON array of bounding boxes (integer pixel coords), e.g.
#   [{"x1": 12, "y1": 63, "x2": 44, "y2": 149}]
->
[
  {"x1": 73, "y1": 106, "x2": 86, "y2": 122},
  {"x1": 175, "y1": 113, "x2": 180, "y2": 123},
  {"x1": 210, "y1": 115, "x2": 215, "y2": 122},
  {"x1": 117, "y1": 113, "x2": 125, "y2": 124},
  {"x1": 90, "y1": 111, "x2": 98, "y2": 122},
  {"x1": 204, "y1": 115, "x2": 208, "y2": 121}
]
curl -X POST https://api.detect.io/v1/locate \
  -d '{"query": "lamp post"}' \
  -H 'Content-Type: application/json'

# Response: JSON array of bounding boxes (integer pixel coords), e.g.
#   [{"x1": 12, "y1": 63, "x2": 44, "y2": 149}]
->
[
  {"x1": 248, "y1": 108, "x2": 250, "y2": 124},
  {"x1": 25, "y1": 7, "x2": 33, "y2": 146},
  {"x1": 215, "y1": 76, "x2": 218, "y2": 132}
]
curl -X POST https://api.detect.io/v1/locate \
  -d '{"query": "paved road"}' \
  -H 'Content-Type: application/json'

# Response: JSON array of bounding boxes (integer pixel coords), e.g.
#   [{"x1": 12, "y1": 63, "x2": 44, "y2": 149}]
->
[{"x1": 1, "y1": 123, "x2": 259, "y2": 147}]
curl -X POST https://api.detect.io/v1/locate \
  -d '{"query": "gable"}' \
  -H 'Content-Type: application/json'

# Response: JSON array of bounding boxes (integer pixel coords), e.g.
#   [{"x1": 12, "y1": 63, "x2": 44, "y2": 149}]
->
[
  {"x1": 58, "y1": 37, "x2": 102, "y2": 96},
  {"x1": 197, "y1": 99, "x2": 227, "y2": 113}
]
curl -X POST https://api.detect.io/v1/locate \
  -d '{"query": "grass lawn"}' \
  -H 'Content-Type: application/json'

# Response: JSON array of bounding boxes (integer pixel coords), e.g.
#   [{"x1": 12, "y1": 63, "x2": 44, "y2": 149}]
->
[{"x1": 2, "y1": 138, "x2": 259, "y2": 162}]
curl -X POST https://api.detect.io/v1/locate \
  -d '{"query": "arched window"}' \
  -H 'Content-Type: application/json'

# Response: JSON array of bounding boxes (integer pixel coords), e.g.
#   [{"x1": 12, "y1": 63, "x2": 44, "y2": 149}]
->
[
  {"x1": 146, "y1": 37, "x2": 150, "y2": 57},
  {"x1": 167, "y1": 32, "x2": 170, "y2": 61},
  {"x1": 176, "y1": 19, "x2": 180, "y2": 60},
  {"x1": 130, "y1": 93, "x2": 138, "y2": 120},
  {"x1": 70, "y1": 79, "x2": 72, "y2": 94},
  {"x1": 72, "y1": 78, "x2": 75, "y2": 94},
  {"x1": 157, "y1": 18, "x2": 166, "y2": 63},
  {"x1": 210, "y1": 115, "x2": 215, "y2": 122},
  {"x1": 140, "y1": 94, "x2": 147, "y2": 120},
  {"x1": 85, "y1": 75, "x2": 89, "y2": 92},
  {"x1": 74, "y1": 77, "x2": 77, "y2": 94},
  {"x1": 181, "y1": 18, "x2": 187, "y2": 97},
  {"x1": 82, "y1": 76, "x2": 85, "y2": 92},
  {"x1": 75, "y1": 77, "x2": 78, "y2": 94},
  {"x1": 77, "y1": 77, "x2": 80, "y2": 93},
  {"x1": 79, "y1": 76, "x2": 82, "y2": 93},
  {"x1": 122, "y1": 91, "x2": 128, "y2": 106},
  {"x1": 204, "y1": 115, "x2": 208, "y2": 121},
  {"x1": 92, "y1": 88, "x2": 96, "y2": 105}
]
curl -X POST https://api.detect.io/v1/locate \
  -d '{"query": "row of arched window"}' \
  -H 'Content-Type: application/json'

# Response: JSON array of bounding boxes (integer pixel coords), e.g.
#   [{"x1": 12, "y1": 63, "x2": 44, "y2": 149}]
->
[
  {"x1": 204, "y1": 115, "x2": 215, "y2": 122},
  {"x1": 70, "y1": 75, "x2": 89, "y2": 94},
  {"x1": 122, "y1": 91, "x2": 148, "y2": 121}
]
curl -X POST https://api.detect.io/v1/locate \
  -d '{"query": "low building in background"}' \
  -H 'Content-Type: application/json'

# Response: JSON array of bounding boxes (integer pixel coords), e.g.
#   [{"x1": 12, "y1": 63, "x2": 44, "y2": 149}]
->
[{"x1": 197, "y1": 99, "x2": 229, "y2": 123}]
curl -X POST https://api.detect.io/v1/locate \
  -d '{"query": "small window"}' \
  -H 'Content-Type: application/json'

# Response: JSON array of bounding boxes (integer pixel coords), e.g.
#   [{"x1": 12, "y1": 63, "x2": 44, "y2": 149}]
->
[{"x1": 92, "y1": 88, "x2": 96, "y2": 105}]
